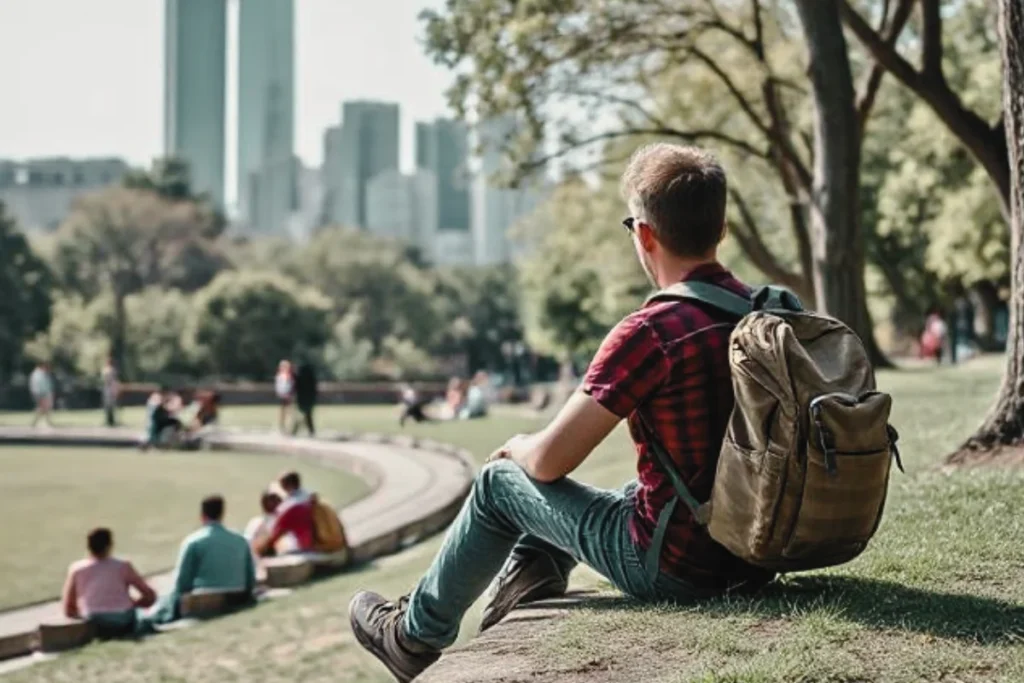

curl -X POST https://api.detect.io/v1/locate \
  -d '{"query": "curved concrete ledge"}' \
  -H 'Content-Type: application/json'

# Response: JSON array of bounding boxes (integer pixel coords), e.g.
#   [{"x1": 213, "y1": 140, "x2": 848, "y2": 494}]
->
[{"x1": 0, "y1": 426, "x2": 475, "y2": 662}]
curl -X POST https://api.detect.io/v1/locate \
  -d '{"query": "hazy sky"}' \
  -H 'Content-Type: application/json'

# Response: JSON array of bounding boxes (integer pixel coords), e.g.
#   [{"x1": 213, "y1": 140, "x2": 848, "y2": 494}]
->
[{"x1": 0, "y1": 0, "x2": 453, "y2": 201}]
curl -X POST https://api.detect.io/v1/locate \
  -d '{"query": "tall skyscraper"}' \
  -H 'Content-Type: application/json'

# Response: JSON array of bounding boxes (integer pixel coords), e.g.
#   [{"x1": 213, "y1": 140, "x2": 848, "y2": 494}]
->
[
  {"x1": 472, "y1": 117, "x2": 546, "y2": 265},
  {"x1": 164, "y1": 0, "x2": 227, "y2": 206},
  {"x1": 237, "y1": 0, "x2": 295, "y2": 234},
  {"x1": 321, "y1": 101, "x2": 400, "y2": 228},
  {"x1": 416, "y1": 119, "x2": 470, "y2": 231},
  {"x1": 366, "y1": 169, "x2": 437, "y2": 250}
]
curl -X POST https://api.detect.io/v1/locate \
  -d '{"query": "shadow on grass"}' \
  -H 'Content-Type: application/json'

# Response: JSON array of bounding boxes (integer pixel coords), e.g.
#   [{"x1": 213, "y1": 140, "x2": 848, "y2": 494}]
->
[{"x1": 558, "y1": 575, "x2": 1024, "y2": 644}]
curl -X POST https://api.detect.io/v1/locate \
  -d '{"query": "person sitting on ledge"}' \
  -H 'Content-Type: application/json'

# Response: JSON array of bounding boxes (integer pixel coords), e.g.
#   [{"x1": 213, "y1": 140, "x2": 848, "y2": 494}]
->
[
  {"x1": 245, "y1": 490, "x2": 299, "y2": 558},
  {"x1": 253, "y1": 471, "x2": 314, "y2": 557},
  {"x1": 187, "y1": 389, "x2": 221, "y2": 433},
  {"x1": 459, "y1": 371, "x2": 490, "y2": 420},
  {"x1": 62, "y1": 527, "x2": 157, "y2": 638},
  {"x1": 144, "y1": 495, "x2": 256, "y2": 626},
  {"x1": 347, "y1": 143, "x2": 775, "y2": 682}
]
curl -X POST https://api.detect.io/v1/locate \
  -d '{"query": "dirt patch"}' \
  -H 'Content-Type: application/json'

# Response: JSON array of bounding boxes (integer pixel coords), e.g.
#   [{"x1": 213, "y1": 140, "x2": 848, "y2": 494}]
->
[
  {"x1": 943, "y1": 443, "x2": 1024, "y2": 469},
  {"x1": 415, "y1": 596, "x2": 604, "y2": 683}
]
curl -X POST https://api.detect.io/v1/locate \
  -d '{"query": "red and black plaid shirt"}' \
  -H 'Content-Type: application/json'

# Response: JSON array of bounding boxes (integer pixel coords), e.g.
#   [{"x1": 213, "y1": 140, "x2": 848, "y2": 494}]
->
[{"x1": 582, "y1": 263, "x2": 770, "y2": 588}]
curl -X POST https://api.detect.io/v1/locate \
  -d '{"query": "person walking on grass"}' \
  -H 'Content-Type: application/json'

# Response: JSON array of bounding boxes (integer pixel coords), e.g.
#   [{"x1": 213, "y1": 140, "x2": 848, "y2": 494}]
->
[
  {"x1": 101, "y1": 357, "x2": 120, "y2": 427},
  {"x1": 292, "y1": 360, "x2": 318, "y2": 437},
  {"x1": 274, "y1": 360, "x2": 295, "y2": 433},
  {"x1": 29, "y1": 361, "x2": 55, "y2": 428},
  {"x1": 347, "y1": 144, "x2": 774, "y2": 682},
  {"x1": 62, "y1": 528, "x2": 156, "y2": 638}
]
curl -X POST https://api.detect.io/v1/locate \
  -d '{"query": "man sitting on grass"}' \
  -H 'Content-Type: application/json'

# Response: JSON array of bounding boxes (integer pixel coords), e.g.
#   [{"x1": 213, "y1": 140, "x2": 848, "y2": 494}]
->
[
  {"x1": 62, "y1": 527, "x2": 156, "y2": 638},
  {"x1": 144, "y1": 495, "x2": 256, "y2": 626},
  {"x1": 348, "y1": 143, "x2": 774, "y2": 682}
]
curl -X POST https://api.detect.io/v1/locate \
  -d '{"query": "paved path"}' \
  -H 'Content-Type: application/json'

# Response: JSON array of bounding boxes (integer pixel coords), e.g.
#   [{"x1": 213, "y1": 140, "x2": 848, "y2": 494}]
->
[{"x1": 0, "y1": 426, "x2": 474, "y2": 644}]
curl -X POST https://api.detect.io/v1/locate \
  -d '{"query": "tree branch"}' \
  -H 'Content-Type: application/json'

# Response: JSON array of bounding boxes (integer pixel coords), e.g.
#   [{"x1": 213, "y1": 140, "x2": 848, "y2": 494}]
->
[
  {"x1": 564, "y1": 87, "x2": 668, "y2": 128},
  {"x1": 518, "y1": 127, "x2": 767, "y2": 176},
  {"x1": 728, "y1": 188, "x2": 810, "y2": 299},
  {"x1": 840, "y1": 1, "x2": 925, "y2": 90},
  {"x1": 856, "y1": 0, "x2": 915, "y2": 133},
  {"x1": 841, "y1": 0, "x2": 1011, "y2": 209},
  {"x1": 921, "y1": 0, "x2": 944, "y2": 81},
  {"x1": 687, "y1": 46, "x2": 771, "y2": 136}
]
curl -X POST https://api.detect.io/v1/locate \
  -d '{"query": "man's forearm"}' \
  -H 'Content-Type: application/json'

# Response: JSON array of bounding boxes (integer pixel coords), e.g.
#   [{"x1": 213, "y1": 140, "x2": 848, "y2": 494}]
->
[{"x1": 507, "y1": 434, "x2": 542, "y2": 475}]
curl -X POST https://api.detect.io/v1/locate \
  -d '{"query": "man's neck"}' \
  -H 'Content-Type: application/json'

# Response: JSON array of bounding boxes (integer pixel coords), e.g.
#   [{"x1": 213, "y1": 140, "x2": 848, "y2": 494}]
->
[{"x1": 654, "y1": 255, "x2": 719, "y2": 289}]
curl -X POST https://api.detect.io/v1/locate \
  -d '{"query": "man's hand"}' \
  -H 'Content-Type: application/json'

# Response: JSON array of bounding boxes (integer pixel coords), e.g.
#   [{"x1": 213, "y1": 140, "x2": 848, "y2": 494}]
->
[
  {"x1": 485, "y1": 393, "x2": 621, "y2": 482},
  {"x1": 486, "y1": 434, "x2": 530, "y2": 463}
]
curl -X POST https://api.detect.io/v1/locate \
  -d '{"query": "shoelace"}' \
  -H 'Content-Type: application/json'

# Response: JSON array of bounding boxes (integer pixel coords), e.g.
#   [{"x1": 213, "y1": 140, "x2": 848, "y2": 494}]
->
[
  {"x1": 368, "y1": 595, "x2": 410, "y2": 628},
  {"x1": 489, "y1": 555, "x2": 523, "y2": 597}
]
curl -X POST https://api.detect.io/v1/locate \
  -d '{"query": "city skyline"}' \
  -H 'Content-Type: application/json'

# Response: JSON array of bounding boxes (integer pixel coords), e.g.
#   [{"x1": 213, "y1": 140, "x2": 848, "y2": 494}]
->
[{"x1": 0, "y1": 0, "x2": 451, "y2": 205}]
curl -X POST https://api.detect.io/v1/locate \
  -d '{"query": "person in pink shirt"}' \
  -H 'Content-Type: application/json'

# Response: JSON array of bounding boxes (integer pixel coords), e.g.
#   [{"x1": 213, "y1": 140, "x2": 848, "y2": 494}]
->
[{"x1": 62, "y1": 528, "x2": 157, "y2": 638}]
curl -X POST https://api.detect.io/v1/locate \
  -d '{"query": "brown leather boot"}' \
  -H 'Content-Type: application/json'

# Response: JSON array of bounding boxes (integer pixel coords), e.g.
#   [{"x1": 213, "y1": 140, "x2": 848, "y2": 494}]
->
[
  {"x1": 480, "y1": 550, "x2": 569, "y2": 632},
  {"x1": 348, "y1": 592, "x2": 441, "y2": 682}
]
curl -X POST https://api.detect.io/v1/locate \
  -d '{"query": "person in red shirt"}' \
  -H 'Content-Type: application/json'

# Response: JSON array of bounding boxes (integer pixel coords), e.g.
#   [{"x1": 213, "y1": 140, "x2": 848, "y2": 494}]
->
[
  {"x1": 348, "y1": 144, "x2": 774, "y2": 682},
  {"x1": 255, "y1": 471, "x2": 314, "y2": 556}
]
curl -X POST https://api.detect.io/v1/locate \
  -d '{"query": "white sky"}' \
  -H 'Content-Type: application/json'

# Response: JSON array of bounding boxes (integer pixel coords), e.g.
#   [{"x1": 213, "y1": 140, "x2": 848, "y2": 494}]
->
[{"x1": 0, "y1": 0, "x2": 454, "y2": 201}]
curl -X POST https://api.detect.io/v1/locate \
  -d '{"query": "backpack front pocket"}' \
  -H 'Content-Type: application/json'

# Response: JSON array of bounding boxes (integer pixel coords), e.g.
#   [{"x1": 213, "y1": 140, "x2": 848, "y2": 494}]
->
[{"x1": 782, "y1": 392, "x2": 894, "y2": 567}]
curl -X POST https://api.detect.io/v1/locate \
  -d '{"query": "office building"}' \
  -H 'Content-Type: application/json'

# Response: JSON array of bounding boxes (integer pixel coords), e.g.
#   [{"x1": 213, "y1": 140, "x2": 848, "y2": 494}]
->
[
  {"x1": 164, "y1": 0, "x2": 227, "y2": 206},
  {"x1": 237, "y1": 0, "x2": 295, "y2": 234},
  {"x1": 321, "y1": 100, "x2": 400, "y2": 227},
  {"x1": 415, "y1": 118, "x2": 470, "y2": 232},
  {"x1": 0, "y1": 158, "x2": 131, "y2": 232},
  {"x1": 472, "y1": 117, "x2": 547, "y2": 265},
  {"x1": 365, "y1": 169, "x2": 437, "y2": 250},
  {"x1": 290, "y1": 162, "x2": 324, "y2": 241},
  {"x1": 432, "y1": 229, "x2": 475, "y2": 266}
]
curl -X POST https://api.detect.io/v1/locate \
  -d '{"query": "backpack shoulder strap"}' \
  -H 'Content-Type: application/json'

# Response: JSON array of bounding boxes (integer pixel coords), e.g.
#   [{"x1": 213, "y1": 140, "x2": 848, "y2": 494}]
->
[{"x1": 646, "y1": 281, "x2": 752, "y2": 319}]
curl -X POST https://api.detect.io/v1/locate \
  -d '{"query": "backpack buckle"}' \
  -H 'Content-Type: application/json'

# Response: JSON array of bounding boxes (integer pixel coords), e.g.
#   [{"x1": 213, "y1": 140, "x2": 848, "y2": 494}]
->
[
  {"x1": 811, "y1": 407, "x2": 839, "y2": 476},
  {"x1": 887, "y1": 424, "x2": 904, "y2": 473}
]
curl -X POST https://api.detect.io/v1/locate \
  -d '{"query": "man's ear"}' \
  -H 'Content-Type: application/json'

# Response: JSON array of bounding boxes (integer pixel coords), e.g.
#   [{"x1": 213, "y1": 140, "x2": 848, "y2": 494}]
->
[{"x1": 638, "y1": 221, "x2": 658, "y2": 252}]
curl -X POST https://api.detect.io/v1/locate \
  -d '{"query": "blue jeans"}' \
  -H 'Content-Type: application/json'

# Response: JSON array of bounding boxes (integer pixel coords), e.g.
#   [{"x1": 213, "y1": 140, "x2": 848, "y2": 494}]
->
[{"x1": 404, "y1": 459, "x2": 701, "y2": 649}]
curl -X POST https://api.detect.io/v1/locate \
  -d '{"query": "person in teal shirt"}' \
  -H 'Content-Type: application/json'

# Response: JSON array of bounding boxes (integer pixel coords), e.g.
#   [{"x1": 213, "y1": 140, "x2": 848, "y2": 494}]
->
[{"x1": 144, "y1": 495, "x2": 256, "y2": 626}]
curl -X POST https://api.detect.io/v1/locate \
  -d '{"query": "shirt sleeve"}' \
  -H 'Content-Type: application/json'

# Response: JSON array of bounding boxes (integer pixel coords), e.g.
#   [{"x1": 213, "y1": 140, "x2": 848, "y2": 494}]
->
[
  {"x1": 173, "y1": 539, "x2": 198, "y2": 595},
  {"x1": 267, "y1": 505, "x2": 298, "y2": 548},
  {"x1": 243, "y1": 543, "x2": 256, "y2": 594},
  {"x1": 582, "y1": 311, "x2": 669, "y2": 418}
]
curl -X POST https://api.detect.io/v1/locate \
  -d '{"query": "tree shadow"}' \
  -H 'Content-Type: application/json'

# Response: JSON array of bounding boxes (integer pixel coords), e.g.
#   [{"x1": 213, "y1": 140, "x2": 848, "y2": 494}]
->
[{"x1": 556, "y1": 576, "x2": 1024, "y2": 645}]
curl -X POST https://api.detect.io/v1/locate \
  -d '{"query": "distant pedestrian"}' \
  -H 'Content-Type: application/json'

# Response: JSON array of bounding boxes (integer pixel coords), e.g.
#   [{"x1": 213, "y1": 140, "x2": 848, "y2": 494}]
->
[
  {"x1": 101, "y1": 357, "x2": 120, "y2": 427},
  {"x1": 29, "y1": 362, "x2": 55, "y2": 428},
  {"x1": 274, "y1": 360, "x2": 295, "y2": 433},
  {"x1": 920, "y1": 308, "x2": 947, "y2": 364},
  {"x1": 399, "y1": 384, "x2": 432, "y2": 426},
  {"x1": 293, "y1": 361, "x2": 318, "y2": 437}
]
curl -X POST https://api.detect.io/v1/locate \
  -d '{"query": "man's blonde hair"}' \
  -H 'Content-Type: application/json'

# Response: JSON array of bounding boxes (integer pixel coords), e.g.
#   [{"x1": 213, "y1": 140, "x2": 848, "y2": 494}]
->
[{"x1": 620, "y1": 143, "x2": 728, "y2": 257}]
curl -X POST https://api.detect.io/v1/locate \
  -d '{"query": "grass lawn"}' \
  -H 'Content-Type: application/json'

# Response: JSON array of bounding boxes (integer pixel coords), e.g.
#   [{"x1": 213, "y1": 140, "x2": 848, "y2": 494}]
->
[
  {"x1": 5, "y1": 356, "x2": 1024, "y2": 682},
  {"x1": 0, "y1": 446, "x2": 370, "y2": 611}
]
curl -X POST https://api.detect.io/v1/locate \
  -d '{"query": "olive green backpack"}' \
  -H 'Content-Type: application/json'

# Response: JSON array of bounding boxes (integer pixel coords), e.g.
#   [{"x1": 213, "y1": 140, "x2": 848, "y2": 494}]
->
[{"x1": 646, "y1": 283, "x2": 902, "y2": 572}]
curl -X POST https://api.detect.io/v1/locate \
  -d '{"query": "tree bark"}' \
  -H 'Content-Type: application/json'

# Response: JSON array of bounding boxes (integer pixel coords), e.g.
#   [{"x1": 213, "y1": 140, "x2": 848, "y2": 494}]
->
[
  {"x1": 793, "y1": 0, "x2": 886, "y2": 366},
  {"x1": 956, "y1": 0, "x2": 1024, "y2": 456}
]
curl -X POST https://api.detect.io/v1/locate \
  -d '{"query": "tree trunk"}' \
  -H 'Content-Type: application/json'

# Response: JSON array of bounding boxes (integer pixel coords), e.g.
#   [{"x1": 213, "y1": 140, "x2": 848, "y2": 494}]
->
[
  {"x1": 794, "y1": 0, "x2": 889, "y2": 367},
  {"x1": 954, "y1": 0, "x2": 1024, "y2": 458}
]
